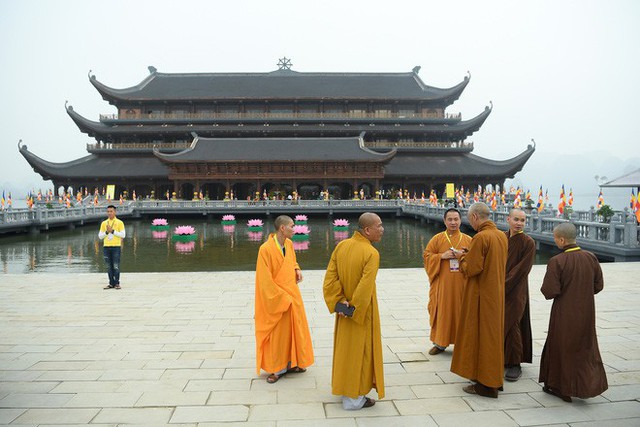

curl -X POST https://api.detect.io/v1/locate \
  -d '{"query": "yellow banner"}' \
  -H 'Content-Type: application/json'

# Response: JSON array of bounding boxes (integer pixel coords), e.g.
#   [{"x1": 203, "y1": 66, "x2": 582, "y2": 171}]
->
[
  {"x1": 106, "y1": 185, "x2": 116, "y2": 201},
  {"x1": 446, "y1": 183, "x2": 455, "y2": 199}
]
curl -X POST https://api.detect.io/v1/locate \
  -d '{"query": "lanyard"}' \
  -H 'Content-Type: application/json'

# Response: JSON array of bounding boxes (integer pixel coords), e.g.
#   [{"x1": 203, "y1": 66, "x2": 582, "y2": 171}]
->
[
  {"x1": 443, "y1": 231, "x2": 463, "y2": 249},
  {"x1": 565, "y1": 247, "x2": 581, "y2": 252}
]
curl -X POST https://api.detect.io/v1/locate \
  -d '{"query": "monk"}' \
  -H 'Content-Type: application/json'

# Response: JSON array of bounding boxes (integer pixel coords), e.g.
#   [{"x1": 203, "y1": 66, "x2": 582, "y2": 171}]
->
[
  {"x1": 504, "y1": 209, "x2": 535, "y2": 381},
  {"x1": 451, "y1": 202, "x2": 508, "y2": 398},
  {"x1": 539, "y1": 222, "x2": 608, "y2": 402},
  {"x1": 255, "y1": 215, "x2": 314, "y2": 383},
  {"x1": 323, "y1": 212, "x2": 385, "y2": 410},
  {"x1": 423, "y1": 208, "x2": 472, "y2": 355}
]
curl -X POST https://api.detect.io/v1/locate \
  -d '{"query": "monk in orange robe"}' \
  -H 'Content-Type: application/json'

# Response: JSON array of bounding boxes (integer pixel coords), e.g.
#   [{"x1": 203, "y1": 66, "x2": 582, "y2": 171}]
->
[
  {"x1": 423, "y1": 208, "x2": 472, "y2": 355},
  {"x1": 255, "y1": 215, "x2": 314, "y2": 383},
  {"x1": 452, "y1": 202, "x2": 508, "y2": 398},
  {"x1": 323, "y1": 212, "x2": 385, "y2": 410}
]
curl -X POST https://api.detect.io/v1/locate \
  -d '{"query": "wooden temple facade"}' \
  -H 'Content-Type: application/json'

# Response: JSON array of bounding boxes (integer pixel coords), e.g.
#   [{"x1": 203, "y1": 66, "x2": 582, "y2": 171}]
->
[{"x1": 20, "y1": 61, "x2": 534, "y2": 200}]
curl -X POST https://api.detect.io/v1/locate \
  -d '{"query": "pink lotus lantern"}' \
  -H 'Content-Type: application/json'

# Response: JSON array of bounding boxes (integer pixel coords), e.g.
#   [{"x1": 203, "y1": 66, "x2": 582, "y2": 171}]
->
[
  {"x1": 151, "y1": 218, "x2": 170, "y2": 230},
  {"x1": 175, "y1": 241, "x2": 196, "y2": 253},
  {"x1": 247, "y1": 218, "x2": 264, "y2": 231},
  {"x1": 293, "y1": 240, "x2": 310, "y2": 251},
  {"x1": 292, "y1": 224, "x2": 310, "y2": 241},
  {"x1": 333, "y1": 218, "x2": 349, "y2": 230},
  {"x1": 294, "y1": 214, "x2": 308, "y2": 224},
  {"x1": 221, "y1": 214, "x2": 236, "y2": 225},
  {"x1": 172, "y1": 225, "x2": 197, "y2": 242}
]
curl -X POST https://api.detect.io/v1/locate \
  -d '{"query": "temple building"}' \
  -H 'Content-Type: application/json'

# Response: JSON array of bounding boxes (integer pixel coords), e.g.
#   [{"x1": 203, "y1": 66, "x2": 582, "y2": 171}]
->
[{"x1": 20, "y1": 60, "x2": 534, "y2": 200}]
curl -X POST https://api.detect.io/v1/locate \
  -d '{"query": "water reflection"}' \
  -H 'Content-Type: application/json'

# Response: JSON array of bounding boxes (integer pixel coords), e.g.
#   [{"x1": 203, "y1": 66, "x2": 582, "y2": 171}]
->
[
  {"x1": 0, "y1": 217, "x2": 556, "y2": 274},
  {"x1": 223, "y1": 225, "x2": 236, "y2": 233}
]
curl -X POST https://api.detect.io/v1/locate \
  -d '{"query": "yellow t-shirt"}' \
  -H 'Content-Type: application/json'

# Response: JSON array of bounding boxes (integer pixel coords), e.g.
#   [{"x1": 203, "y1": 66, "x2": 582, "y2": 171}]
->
[{"x1": 100, "y1": 217, "x2": 125, "y2": 247}]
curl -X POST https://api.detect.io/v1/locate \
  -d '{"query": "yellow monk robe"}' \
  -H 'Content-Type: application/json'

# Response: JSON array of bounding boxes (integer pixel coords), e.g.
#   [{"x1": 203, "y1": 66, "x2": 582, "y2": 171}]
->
[
  {"x1": 423, "y1": 230, "x2": 472, "y2": 347},
  {"x1": 451, "y1": 221, "x2": 508, "y2": 388},
  {"x1": 323, "y1": 231, "x2": 385, "y2": 400},
  {"x1": 255, "y1": 234, "x2": 314, "y2": 375}
]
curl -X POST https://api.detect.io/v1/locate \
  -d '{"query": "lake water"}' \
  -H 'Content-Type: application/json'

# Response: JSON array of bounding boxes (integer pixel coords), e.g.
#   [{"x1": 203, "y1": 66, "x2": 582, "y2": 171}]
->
[{"x1": 0, "y1": 216, "x2": 556, "y2": 274}]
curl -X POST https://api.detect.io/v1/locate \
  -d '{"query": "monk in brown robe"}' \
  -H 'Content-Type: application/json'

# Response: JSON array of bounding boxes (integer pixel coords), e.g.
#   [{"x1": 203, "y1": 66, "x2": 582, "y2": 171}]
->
[
  {"x1": 504, "y1": 209, "x2": 535, "y2": 381},
  {"x1": 423, "y1": 208, "x2": 472, "y2": 355},
  {"x1": 323, "y1": 212, "x2": 385, "y2": 410},
  {"x1": 255, "y1": 215, "x2": 314, "y2": 383},
  {"x1": 451, "y1": 202, "x2": 508, "y2": 398},
  {"x1": 539, "y1": 222, "x2": 608, "y2": 402}
]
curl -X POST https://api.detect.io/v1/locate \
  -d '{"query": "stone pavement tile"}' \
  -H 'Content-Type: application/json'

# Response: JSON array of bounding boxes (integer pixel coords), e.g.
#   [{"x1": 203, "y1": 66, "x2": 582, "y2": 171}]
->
[
  {"x1": 607, "y1": 371, "x2": 640, "y2": 385},
  {"x1": 463, "y1": 392, "x2": 542, "y2": 411},
  {"x1": 122, "y1": 351, "x2": 182, "y2": 360},
  {"x1": 184, "y1": 379, "x2": 251, "y2": 392},
  {"x1": 379, "y1": 386, "x2": 416, "y2": 400},
  {"x1": 207, "y1": 390, "x2": 277, "y2": 405},
  {"x1": 401, "y1": 360, "x2": 452, "y2": 373},
  {"x1": 199, "y1": 422, "x2": 274, "y2": 427},
  {"x1": 70, "y1": 352, "x2": 129, "y2": 361},
  {"x1": 250, "y1": 375, "x2": 317, "y2": 391},
  {"x1": 8, "y1": 345, "x2": 62, "y2": 353},
  {"x1": 170, "y1": 405, "x2": 249, "y2": 423},
  {"x1": 325, "y1": 401, "x2": 398, "y2": 418},
  {"x1": 435, "y1": 371, "x2": 471, "y2": 384},
  {"x1": 0, "y1": 359, "x2": 38, "y2": 371},
  {"x1": 602, "y1": 383, "x2": 640, "y2": 401},
  {"x1": 278, "y1": 419, "x2": 357, "y2": 427},
  {"x1": 0, "y1": 370, "x2": 45, "y2": 381},
  {"x1": 143, "y1": 359, "x2": 203, "y2": 370},
  {"x1": 528, "y1": 391, "x2": 608, "y2": 407},
  {"x1": 100, "y1": 369, "x2": 165, "y2": 381},
  {"x1": 383, "y1": 363, "x2": 407, "y2": 374},
  {"x1": 570, "y1": 419, "x2": 640, "y2": 427},
  {"x1": 394, "y1": 397, "x2": 471, "y2": 415},
  {"x1": 500, "y1": 378, "x2": 544, "y2": 394},
  {"x1": 64, "y1": 391, "x2": 142, "y2": 408},
  {"x1": 249, "y1": 403, "x2": 325, "y2": 421},
  {"x1": 385, "y1": 372, "x2": 442, "y2": 386},
  {"x1": 0, "y1": 381, "x2": 58, "y2": 394},
  {"x1": 573, "y1": 400, "x2": 640, "y2": 421},
  {"x1": 28, "y1": 361, "x2": 90, "y2": 371},
  {"x1": 159, "y1": 368, "x2": 224, "y2": 381},
  {"x1": 116, "y1": 379, "x2": 188, "y2": 393},
  {"x1": 12, "y1": 408, "x2": 99, "y2": 424},
  {"x1": 506, "y1": 405, "x2": 592, "y2": 426},
  {"x1": 37, "y1": 370, "x2": 104, "y2": 381},
  {"x1": 135, "y1": 391, "x2": 208, "y2": 406},
  {"x1": 395, "y1": 352, "x2": 428, "y2": 362},
  {"x1": 355, "y1": 415, "x2": 437, "y2": 427},
  {"x1": 411, "y1": 383, "x2": 470, "y2": 398},
  {"x1": 0, "y1": 408, "x2": 26, "y2": 424},
  {"x1": 223, "y1": 368, "x2": 259, "y2": 379},
  {"x1": 0, "y1": 392, "x2": 74, "y2": 408},
  {"x1": 93, "y1": 407, "x2": 174, "y2": 424},
  {"x1": 432, "y1": 410, "x2": 518, "y2": 427},
  {"x1": 180, "y1": 350, "x2": 234, "y2": 360}
]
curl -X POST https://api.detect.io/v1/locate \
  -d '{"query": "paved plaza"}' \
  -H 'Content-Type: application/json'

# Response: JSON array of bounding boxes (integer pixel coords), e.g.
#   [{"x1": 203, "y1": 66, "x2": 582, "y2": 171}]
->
[{"x1": 1, "y1": 263, "x2": 639, "y2": 426}]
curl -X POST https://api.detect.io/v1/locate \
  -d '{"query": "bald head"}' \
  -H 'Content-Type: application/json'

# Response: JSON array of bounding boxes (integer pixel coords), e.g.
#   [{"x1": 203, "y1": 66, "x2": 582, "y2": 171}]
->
[
  {"x1": 469, "y1": 202, "x2": 490, "y2": 219},
  {"x1": 274, "y1": 215, "x2": 293, "y2": 231},
  {"x1": 509, "y1": 208, "x2": 525, "y2": 217},
  {"x1": 554, "y1": 222, "x2": 577, "y2": 241},
  {"x1": 358, "y1": 212, "x2": 380, "y2": 230},
  {"x1": 358, "y1": 212, "x2": 384, "y2": 243}
]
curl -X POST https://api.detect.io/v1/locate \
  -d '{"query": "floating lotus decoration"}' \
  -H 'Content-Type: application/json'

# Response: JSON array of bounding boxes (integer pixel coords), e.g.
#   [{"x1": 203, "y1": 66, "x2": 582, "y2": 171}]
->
[
  {"x1": 292, "y1": 224, "x2": 310, "y2": 241},
  {"x1": 175, "y1": 241, "x2": 196, "y2": 253},
  {"x1": 334, "y1": 230, "x2": 349, "y2": 242},
  {"x1": 333, "y1": 218, "x2": 350, "y2": 230},
  {"x1": 151, "y1": 218, "x2": 170, "y2": 230},
  {"x1": 247, "y1": 231, "x2": 264, "y2": 242},
  {"x1": 221, "y1": 214, "x2": 236, "y2": 225},
  {"x1": 293, "y1": 240, "x2": 310, "y2": 251},
  {"x1": 247, "y1": 218, "x2": 264, "y2": 231},
  {"x1": 294, "y1": 214, "x2": 308, "y2": 225},
  {"x1": 151, "y1": 230, "x2": 168, "y2": 240},
  {"x1": 172, "y1": 225, "x2": 197, "y2": 242}
]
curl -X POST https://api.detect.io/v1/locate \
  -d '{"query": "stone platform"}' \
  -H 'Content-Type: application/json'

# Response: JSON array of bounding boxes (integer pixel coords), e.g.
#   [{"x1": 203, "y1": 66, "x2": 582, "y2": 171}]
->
[{"x1": 1, "y1": 264, "x2": 639, "y2": 426}]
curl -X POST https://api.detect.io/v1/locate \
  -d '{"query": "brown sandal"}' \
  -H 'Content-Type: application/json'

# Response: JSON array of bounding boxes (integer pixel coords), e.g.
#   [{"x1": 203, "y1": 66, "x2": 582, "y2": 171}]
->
[
  {"x1": 266, "y1": 373, "x2": 283, "y2": 383},
  {"x1": 363, "y1": 397, "x2": 376, "y2": 408}
]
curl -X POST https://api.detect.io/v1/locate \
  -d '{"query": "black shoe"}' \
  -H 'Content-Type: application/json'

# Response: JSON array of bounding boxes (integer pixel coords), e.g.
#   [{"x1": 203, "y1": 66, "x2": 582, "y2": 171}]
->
[{"x1": 505, "y1": 365, "x2": 522, "y2": 382}]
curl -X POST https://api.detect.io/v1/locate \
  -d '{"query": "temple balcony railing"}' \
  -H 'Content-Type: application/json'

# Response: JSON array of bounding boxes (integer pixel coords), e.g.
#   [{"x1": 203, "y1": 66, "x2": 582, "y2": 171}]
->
[
  {"x1": 87, "y1": 142, "x2": 192, "y2": 152},
  {"x1": 99, "y1": 111, "x2": 462, "y2": 121},
  {"x1": 364, "y1": 141, "x2": 473, "y2": 150}
]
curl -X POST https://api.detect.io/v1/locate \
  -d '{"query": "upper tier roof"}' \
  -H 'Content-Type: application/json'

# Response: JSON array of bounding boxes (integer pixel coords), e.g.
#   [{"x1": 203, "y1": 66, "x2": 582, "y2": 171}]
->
[
  {"x1": 601, "y1": 168, "x2": 640, "y2": 188},
  {"x1": 89, "y1": 68, "x2": 470, "y2": 104},
  {"x1": 154, "y1": 134, "x2": 396, "y2": 163}
]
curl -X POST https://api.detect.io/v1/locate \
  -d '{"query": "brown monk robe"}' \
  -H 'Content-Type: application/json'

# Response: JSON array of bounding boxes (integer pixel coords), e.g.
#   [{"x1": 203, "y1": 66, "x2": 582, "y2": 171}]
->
[
  {"x1": 539, "y1": 223, "x2": 607, "y2": 402},
  {"x1": 503, "y1": 209, "x2": 536, "y2": 381},
  {"x1": 423, "y1": 209, "x2": 472, "y2": 354},
  {"x1": 323, "y1": 213, "x2": 385, "y2": 410},
  {"x1": 255, "y1": 216, "x2": 314, "y2": 383},
  {"x1": 451, "y1": 202, "x2": 508, "y2": 398}
]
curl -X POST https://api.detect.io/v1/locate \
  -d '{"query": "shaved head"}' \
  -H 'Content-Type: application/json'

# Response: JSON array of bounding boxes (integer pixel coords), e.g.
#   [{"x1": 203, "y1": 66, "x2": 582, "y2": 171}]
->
[
  {"x1": 554, "y1": 222, "x2": 577, "y2": 242},
  {"x1": 358, "y1": 212, "x2": 380, "y2": 229},
  {"x1": 274, "y1": 215, "x2": 293, "y2": 230},
  {"x1": 469, "y1": 202, "x2": 490, "y2": 219},
  {"x1": 509, "y1": 208, "x2": 525, "y2": 217}
]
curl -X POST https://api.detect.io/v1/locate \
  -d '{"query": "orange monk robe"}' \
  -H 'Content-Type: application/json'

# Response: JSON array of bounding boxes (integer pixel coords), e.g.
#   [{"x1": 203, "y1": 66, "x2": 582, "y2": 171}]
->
[
  {"x1": 255, "y1": 234, "x2": 314, "y2": 375},
  {"x1": 423, "y1": 230, "x2": 472, "y2": 347},
  {"x1": 323, "y1": 231, "x2": 385, "y2": 400},
  {"x1": 451, "y1": 221, "x2": 508, "y2": 389}
]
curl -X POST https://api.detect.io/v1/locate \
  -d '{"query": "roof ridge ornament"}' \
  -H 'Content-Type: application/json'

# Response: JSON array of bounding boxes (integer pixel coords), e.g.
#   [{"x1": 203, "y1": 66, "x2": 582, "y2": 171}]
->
[
  {"x1": 277, "y1": 57, "x2": 293, "y2": 70},
  {"x1": 412, "y1": 66, "x2": 421, "y2": 74},
  {"x1": 148, "y1": 66, "x2": 157, "y2": 74}
]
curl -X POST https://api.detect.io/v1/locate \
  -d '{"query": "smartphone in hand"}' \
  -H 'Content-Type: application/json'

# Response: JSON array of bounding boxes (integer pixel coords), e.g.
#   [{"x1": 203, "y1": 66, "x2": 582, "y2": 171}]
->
[{"x1": 335, "y1": 302, "x2": 355, "y2": 317}]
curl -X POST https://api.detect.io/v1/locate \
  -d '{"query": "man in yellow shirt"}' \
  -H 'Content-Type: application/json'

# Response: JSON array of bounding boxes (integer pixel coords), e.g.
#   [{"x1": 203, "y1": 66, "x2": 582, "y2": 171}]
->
[
  {"x1": 323, "y1": 212, "x2": 385, "y2": 410},
  {"x1": 98, "y1": 205, "x2": 126, "y2": 289}
]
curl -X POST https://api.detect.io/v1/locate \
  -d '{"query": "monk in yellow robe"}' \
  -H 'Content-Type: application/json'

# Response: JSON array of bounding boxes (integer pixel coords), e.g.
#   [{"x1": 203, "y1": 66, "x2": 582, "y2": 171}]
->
[
  {"x1": 423, "y1": 208, "x2": 472, "y2": 355},
  {"x1": 452, "y1": 202, "x2": 508, "y2": 398},
  {"x1": 255, "y1": 215, "x2": 314, "y2": 383},
  {"x1": 323, "y1": 212, "x2": 385, "y2": 410}
]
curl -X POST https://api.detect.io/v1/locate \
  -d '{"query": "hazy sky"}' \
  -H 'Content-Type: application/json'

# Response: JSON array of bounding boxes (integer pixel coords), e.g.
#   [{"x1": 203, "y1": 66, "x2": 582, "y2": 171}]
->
[{"x1": 1, "y1": 0, "x2": 638, "y2": 209}]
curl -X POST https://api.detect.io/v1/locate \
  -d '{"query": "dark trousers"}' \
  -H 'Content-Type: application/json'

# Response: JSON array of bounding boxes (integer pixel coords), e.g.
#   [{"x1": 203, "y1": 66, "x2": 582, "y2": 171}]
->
[{"x1": 103, "y1": 246, "x2": 121, "y2": 286}]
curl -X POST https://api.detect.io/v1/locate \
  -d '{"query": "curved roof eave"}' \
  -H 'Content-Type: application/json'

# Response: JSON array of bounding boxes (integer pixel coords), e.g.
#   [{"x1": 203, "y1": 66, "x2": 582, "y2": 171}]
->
[
  {"x1": 466, "y1": 143, "x2": 536, "y2": 177},
  {"x1": 66, "y1": 104, "x2": 111, "y2": 135},
  {"x1": 89, "y1": 71, "x2": 156, "y2": 104},
  {"x1": 19, "y1": 143, "x2": 97, "y2": 180}
]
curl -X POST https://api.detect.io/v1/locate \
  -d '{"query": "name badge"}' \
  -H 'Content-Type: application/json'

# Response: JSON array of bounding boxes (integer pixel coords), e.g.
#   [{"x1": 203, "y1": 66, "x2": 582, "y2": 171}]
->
[{"x1": 449, "y1": 258, "x2": 460, "y2": 272}]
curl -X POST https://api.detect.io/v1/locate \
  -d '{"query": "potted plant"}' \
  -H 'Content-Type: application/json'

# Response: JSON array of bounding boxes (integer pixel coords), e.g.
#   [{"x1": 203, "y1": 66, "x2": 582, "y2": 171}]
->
[{"x1": 596, "y1": 204, "x2": 614, "y2": 223}]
